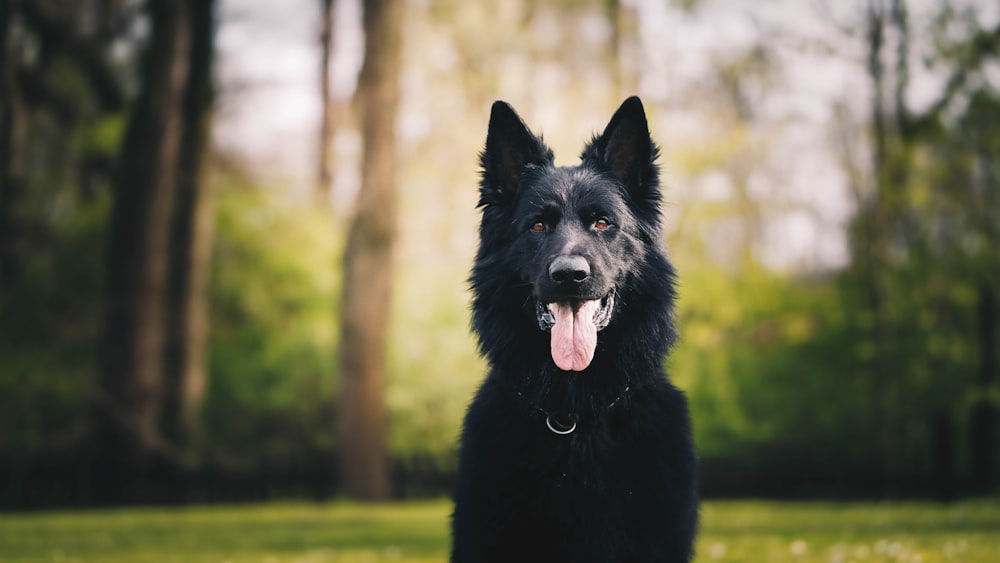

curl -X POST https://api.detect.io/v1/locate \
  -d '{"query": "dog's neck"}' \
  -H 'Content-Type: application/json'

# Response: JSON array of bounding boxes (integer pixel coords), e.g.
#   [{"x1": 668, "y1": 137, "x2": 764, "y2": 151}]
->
[{"x1": 495, "y1": 327, "x2": 656, "y2": 422}]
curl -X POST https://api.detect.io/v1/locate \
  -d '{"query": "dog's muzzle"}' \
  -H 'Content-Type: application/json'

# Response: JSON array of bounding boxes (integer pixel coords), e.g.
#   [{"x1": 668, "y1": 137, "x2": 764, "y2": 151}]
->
[
  {"x1": 535, "y1": 291, "x2": 615, "y2": 332},
  {"x1": 534, "y1": 290, "x2": 615, "y2": 372}
]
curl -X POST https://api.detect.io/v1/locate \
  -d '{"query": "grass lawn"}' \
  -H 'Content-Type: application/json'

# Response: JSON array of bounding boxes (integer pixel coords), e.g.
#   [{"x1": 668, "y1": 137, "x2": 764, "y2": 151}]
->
[{"x1": 1, "y1": 499, "x2": 998, "y2": 562}]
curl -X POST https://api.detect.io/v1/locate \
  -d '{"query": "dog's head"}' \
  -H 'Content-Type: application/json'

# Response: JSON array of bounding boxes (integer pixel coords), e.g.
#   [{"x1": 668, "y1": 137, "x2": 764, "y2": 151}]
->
[{"x1": 474, "y1": 97, "x2": 664, "y2": 372}]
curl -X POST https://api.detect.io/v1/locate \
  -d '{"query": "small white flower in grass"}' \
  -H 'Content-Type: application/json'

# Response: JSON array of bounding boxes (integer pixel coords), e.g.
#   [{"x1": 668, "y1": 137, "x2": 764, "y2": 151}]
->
[
  {"x1": 790, "y1": 539, "x2": 808, "y2": 556},
  {"x1": 708, "y1": 542, "x2": 727, "y2": 558},
  {"x1": 828, "y1": 542, "x2": 848, "y2": 563}
]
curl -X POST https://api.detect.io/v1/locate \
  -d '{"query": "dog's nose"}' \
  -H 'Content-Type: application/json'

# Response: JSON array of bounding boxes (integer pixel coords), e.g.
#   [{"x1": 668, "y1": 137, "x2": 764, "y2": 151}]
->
[{"x1": 549, "y1": 255, "x2": 590, "y2": 284}]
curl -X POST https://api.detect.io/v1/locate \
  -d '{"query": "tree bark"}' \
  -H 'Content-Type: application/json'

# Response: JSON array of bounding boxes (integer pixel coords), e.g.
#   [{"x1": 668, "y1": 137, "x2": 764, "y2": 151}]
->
[
  {"x1": 971, "y1": 283, "x2": 996, "y2": 493},
  {"x1": 605, "y1": 0, "x2": 638, "y2": 101},
  {"x1": 337, "y1": 0, "x2": 402, "y2": 501},
  {"x1": 864, "y1": 0, "x2": 894, "y2": 496},
  {"x1": 864, "y1": 0, "x2": 911, "y2": 497},
  {"x1": 318, "y1": 0, "x2": 336, "y2": 198},
  {"x1": 0, "y1": 0, "x2": 25, "y2": 297},
  {"x1": 94, "y1": 0, "x2": 192, "y2": 499},
  {"x1": 163, "y1": 0, "x2": 215, "y2": 449}
]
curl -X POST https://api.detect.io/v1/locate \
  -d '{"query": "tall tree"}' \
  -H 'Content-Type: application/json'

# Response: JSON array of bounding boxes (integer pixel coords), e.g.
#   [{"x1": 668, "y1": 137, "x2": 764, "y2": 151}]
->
[
  {"x1": 317, "y1": 0, "x2": 337, "y2": 197},
  {"x1": 338, "y1": 0, "x2": 402, "y2": 500},
  {"x1": 0, "y1": 0, "x2": 24, "y2": 297},
  {"x1": 856, "y1": 0, "x2": 912, "y2": 496},
  {"x1": 604, "y1": 0, "x2": 638, "y2": 100},
  {"x1": 850, "y1": 0, "x2": 1000, "y2": 495},
  {"x1": 162, "y1": 0, "x2": 216, "y2": 449},
  {"x1": 957, "y1": 90, "x2": 1000, "y2": 494},
  {"x1": 94, "y1": 0, "x2": 194, "y2": 498}
]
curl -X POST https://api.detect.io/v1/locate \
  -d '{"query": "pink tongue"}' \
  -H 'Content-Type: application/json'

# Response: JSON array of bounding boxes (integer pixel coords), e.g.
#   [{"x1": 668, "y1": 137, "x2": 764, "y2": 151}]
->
[{"x1": 549, "y1": 300, "x2": 599, "y2": 372}]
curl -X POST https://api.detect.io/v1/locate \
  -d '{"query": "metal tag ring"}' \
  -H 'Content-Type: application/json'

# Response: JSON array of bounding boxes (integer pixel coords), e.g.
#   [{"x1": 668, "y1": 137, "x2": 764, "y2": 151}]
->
[{"x1": 546, "y1": 414, "x2": 577, "y2": 435}]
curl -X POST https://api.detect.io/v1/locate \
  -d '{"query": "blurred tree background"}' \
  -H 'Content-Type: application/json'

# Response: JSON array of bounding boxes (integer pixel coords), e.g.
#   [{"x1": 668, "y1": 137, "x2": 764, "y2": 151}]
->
[{"x1": 0, "y1": 0, "x2": 997, "y2": 508}]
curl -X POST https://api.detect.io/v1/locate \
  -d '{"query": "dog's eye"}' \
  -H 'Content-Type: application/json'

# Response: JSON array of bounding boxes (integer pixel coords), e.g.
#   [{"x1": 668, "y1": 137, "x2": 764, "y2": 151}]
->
[
  {"x1": 530, "y1": 222, "x2": 547, "y2": 232},
  {"x1": 593, "y1": 218, "x2": 612, "y2": 230}
]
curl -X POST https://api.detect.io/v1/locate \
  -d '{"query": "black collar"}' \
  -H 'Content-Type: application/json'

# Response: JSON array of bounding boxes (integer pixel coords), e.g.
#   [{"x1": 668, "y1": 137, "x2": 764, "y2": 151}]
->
[{"x1": 510, "y1": 372, "x2": 633, "y2": 436}]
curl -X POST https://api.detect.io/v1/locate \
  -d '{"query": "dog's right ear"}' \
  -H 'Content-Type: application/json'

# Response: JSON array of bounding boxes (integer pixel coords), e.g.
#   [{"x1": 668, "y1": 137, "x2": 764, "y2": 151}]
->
[{"x1": 479, "y1": 101, "x2": 553, "y2": 207}]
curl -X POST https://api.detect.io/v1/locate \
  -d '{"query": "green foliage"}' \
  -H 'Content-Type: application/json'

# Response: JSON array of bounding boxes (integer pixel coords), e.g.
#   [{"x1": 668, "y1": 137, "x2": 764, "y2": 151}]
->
[
  {"x1": 386, "y1": 238, "x2": 483, "y2": 473},
  {"x1": 202, "y1": 173, "x2": 341, "y2": 460},
  {"x1": 1, "y1": 500, "x2": 999, "y2": 562},
  {"x1": 201, "y1": 166, "x2": 484, "y2": 472},
  {"x1": 0, "y1": 189, "x2": 110, "y2": 450},
  {"x1": 669, "y1": 246, "x2": 987, "y2": 481},
  {"x1": 672, "y1": 264, "x2": 875, "y2": 463},
  {"x1": 74, "y1": 115, "x2": 127, "y2": 160}
]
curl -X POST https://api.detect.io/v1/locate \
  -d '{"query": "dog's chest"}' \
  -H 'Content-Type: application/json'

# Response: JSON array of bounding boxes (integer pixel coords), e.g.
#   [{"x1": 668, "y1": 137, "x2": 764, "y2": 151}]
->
[
  {"x1": 492, "y1": 417, "x2": 641, "y2": 554},
  {"x1": 519, "y1": 413, "x2": 636, "y2": 500}
]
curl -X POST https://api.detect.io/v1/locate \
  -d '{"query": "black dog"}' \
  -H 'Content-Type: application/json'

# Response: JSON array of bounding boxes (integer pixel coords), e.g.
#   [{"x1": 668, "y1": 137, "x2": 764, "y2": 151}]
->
[{"x1": 451, "y1": 97, "x2": 698, "y2": 562}]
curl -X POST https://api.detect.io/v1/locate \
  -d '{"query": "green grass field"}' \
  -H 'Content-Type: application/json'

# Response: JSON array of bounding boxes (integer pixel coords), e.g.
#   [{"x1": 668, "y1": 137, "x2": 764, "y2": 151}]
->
[{"x1": 1, "y1": 499, "x2": 998, "y2": 562}]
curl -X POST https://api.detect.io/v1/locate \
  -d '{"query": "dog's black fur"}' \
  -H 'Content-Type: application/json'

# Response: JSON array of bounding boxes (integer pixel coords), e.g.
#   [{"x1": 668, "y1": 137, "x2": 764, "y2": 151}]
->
[{"x1": 451, "y1": 97, "x2": 698, "y2": 562}]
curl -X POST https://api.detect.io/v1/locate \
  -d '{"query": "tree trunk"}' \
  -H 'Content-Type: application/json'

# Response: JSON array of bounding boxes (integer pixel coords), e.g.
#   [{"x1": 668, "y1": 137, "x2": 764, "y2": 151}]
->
[
  {"x1": 337, "y1": 0, "x2": 402, "y2": 501},
  {"x1": 94, "y1": 0, "x2": 192, "y2": 501},
  {"x1": 318, "y1": 0, "x2": 336, "y2": 198},
  {"x1": 864, "y1": 0, "x2": 896, "y2": 497},
  {"x1": 162, "y1": 0, "x2": 215, "y2": 450},
  {"x1": 864, "y1": 0, "x2": 917, "y2": 498},
  {"x1": 0, "y1": 0, "x2": 25, "y2": 296},
  {"x1": 971, "y1": 283, "x2": 996, "y2": 493},
  {"x1": 605, "y1": 0, "x2": 638, "y2": 101}
]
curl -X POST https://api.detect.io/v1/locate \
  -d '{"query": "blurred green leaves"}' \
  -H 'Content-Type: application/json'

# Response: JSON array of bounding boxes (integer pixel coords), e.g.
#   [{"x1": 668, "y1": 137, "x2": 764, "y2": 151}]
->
[{"x1": 203, "y1": 173, "x2": 341, "y2": 459}]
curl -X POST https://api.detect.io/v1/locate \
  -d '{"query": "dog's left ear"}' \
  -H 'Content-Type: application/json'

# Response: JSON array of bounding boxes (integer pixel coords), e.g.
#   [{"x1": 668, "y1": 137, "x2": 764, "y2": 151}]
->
[{"x1": 582, "y1": 96, "x2": 660, "y2": 203}]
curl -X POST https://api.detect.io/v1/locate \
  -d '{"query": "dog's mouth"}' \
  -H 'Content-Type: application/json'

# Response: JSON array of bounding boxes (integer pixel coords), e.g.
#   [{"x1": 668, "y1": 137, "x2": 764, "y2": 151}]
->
[{"x1": 536, "y1": 291, "x2": 615, "y2": 372}]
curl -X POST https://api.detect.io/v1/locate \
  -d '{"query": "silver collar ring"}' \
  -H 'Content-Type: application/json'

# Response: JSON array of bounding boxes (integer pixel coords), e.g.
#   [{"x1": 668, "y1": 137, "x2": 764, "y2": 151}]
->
[{"x1": 546, "y1": 414, "x2": 577, "y2": 435}]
